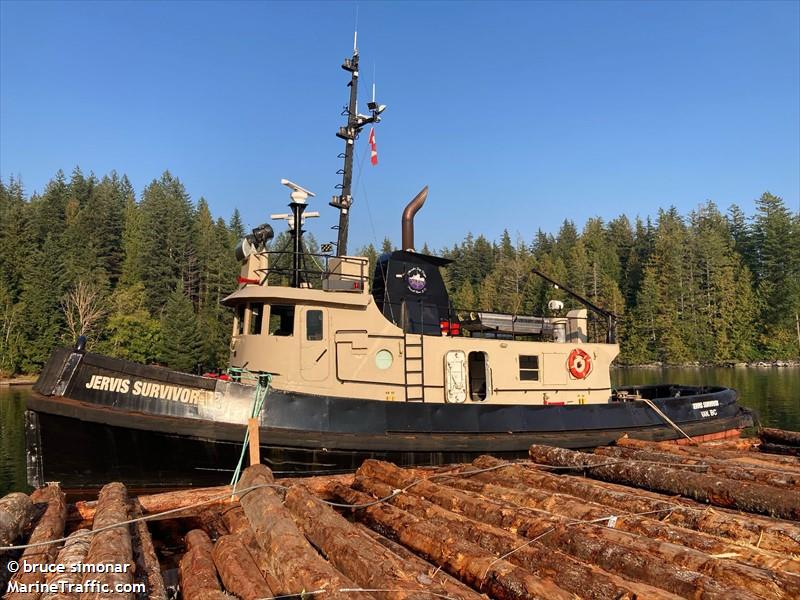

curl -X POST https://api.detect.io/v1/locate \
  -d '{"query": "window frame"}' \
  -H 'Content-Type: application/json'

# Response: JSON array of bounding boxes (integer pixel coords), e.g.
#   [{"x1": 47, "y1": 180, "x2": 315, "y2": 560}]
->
[
  {"x1": 306, "y1": 309, "x2": 324, "y2": 341},
  {"x1": 249, "y1": 302, "x2": 264, "y2": 335},
  {"x1": 519, "y1": 354, "x2": 540, "y2": 381},
  {"x1": 268, "y1": 304, "x2": 296, "y2": 337}
]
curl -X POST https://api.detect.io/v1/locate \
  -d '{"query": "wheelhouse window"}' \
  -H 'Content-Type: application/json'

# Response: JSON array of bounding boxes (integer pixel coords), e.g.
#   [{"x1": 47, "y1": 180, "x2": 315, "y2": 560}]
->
[
  {"x1": 249, "y1": 302, "x2": 264, "y2": 335},
  {"x1": 268, "y1": 304, "x2": 295, "y2": 336},
  {"x1": 235, "y1": 304, "x2": 245, "y2": 335},
  {"x1": 306, "y1": 310, "x2": 323, "y2": 341},
  {"x1": 519, "y1": 355, "x2": 539, "y2": 381}
]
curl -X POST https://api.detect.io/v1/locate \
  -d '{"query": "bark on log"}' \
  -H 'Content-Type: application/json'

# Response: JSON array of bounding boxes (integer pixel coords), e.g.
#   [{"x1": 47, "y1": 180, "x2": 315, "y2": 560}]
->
[
  {"x1": 330, "y1": 482, "x2": 577, "y2": 600},
  {"x1": 353, "y1": 474, "x2": 683, "y2": 600},
  {"x1": 79, "y1": 482, "x2": 134, "y2": 600},
  {"x1": 237, "y1": 464, "x2": 368, "y2": 600},
  {"x1": 39, "y1": 529, "x2": 91, "y2": 600},
  {"x1": 0, "y1": 493, "x2": 33, "y2": 547},
  {"x1": 529, "y1": 443, "x2": 800, "y2": 521},
  {"x1": 179, "y1": 530, "x2": 223, "y2": 600},
  {"x1": 761, "y1": 428, "x2": 800, "y2": 447},
  {"x1": 70, "y1": 486, "x2": 234, "y2": 524},
  {"x1": 275, "y1": 473, "x2": 355, "y2": 499},
  {"x1": 129, "y1": 500, "x2": 166, "y2": 600},
  {"x1": 359, "y1": 460, "x2": 790, "y2": 600},
  {"x1": 354, "y1": 523, "x2": 485, "y2": 600},
  {"x1": 212, "y1": 534, "x2": 272, "y2": 600},
  {"x1": 596, "y1": 445, "x2": 800, "y2": 490},
  {"x1": 470, "y1": 455, "x2": 800, "y2": 556},
  {"x1": 219, "y1": 505, "x2": 284, "y2": 595},
  {"x1": 617, "y1": 436, "x2": 800, "y2": 472},
  {"x1": 286, "y1": 484, "x2": 453, "y2": 600},
  {"x1": 6, "y1": 483, "x2": 67, "y2": 600},
  {"x1": 444, "y1": 469, "x2": 800, "y2": 575}
]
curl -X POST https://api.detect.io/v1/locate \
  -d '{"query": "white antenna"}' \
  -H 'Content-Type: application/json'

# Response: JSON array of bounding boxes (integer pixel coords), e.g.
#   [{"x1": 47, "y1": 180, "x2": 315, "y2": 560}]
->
[
  {"x1": 372, "y1": 63, "x2": 376, "y2": 102},
  {"x1": 353, "y1": 5, "x2": 359, "y2": 53}
]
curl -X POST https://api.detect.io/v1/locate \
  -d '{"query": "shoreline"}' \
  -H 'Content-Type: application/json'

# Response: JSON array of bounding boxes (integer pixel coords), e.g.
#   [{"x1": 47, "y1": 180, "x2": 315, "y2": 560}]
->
[
  {"x1": 0, "y1": 376, "x2": 37, "y2": 387},
  {"x1": 614, "y1": 360, "x2": 800, "y2": 369}
]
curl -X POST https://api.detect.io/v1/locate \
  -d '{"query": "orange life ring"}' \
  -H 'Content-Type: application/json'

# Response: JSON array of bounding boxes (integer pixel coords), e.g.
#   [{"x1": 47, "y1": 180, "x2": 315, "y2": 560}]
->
[{"x1": 568, "y1": 348, "x2": 592, "y2": 379}]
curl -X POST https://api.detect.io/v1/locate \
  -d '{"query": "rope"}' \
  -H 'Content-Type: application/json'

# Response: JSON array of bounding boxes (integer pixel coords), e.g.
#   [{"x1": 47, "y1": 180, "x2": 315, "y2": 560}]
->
[
  {"x1": 641, "y1": 397, "x2": 694, "y2": 441},
  {"x1": 229, "y1": 372, "x2": 272, "y2": 491}
]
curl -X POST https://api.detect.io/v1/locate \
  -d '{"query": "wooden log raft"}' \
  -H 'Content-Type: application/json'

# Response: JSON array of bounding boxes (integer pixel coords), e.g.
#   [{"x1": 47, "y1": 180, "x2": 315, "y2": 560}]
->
[
  {"x1": 40, "y1": 529, "x2": 91, "y2": 600},
  {"x1": 761, "y1": 428, "x2": 800, "y2": 447},
  {"x1": 444, "y1": 468, "x2": 800, "y2": 575},
  {"x1": 353, "y1": 473, "x2": 682, "y2": 600},
  {"x1": 179, "y1": 530, "x2": 227, "y2": 600},
  {"x1": 129, "y1": 500, "x2": 166, "y2": 600},
  {"x1": 358, "y1": 460, "x2": 792, "y2": 600},
  {"x1": 211, "y1": 534, "x2": 272, "y2": 600},
  {"x1": 528, "y1": 443, "x2": 800, "y2": 521},
  {"x1": 470, "y1": 455, "x2": 800, "y2": 555},
  {"x1": 285, "y1": 484, "x2": 470, "y2": 600},
  {"x1": 6, "y1": 484, "x2": 67, "y2": 600},
  {"x1": 0, "y1": 493, "x2": 33, "y2": 547},
  {"x1": 237, "y1": 464, "x2": 369, "y2": 600},
  {"x1": 79, "y1": 482, "x2": 134, "y2": 600},
  {"x1": 330, "y1": 482, "x2": 577, "y2": 600},
  {"x1": 595, "y1": 445, "x2": 800, "y2": 490}
]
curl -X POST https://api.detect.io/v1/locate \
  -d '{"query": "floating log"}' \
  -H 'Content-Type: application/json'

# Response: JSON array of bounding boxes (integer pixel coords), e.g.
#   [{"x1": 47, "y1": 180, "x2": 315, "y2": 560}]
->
[
  {"x1": 130, "y1": 500, "x2": 167, "y2": 600},
  {"x1": 618, "y1": 436, "x2": 800, "y2": 472},
  {"x1": 471, "y1": 455, "x2": 800, "y2": 555},
  {"x1": 528, "y1": 443, "x2": 800, "y2": 521},
  {"x1": 359, "y1": 459, "x2": 790, "y2": 600},
  {"x1": 330, "y1": 482, "x2": 577, "y2": 600},
  {"x1": 353, "y1": 474, "x2": 681, "y2": 600},
  {"x1": 761, "y1": 442, "x2": 800, "y2": 458},
  {"x1": 444, "y1": 468, "x2": 800, "y2": 575},
  {"x1": 237, "y1": 464, "x2": 368, "y2": 600},
  {"x1": 354, "y1": 523, "x2": 485, "y2": 600},
  {"x1": 0, "y1": 493, "x2": 33, "y2": 547},
  {"x1": 6, "y1": 483, "x2": 67, "y2": 600},
  {"x1": 219, "y1": 505, "x2": 284, "y2": 595},
  {"x1": 80, "y1": 482, "x2": 134, "y2": 600},
  {"x1": 286, "y1": 484, "x2": 454, "y2": 600},
  {"x1": 212, "y1": 534, "x2": 273, "y2": 600},
  {"x1": 595, "y1": 445, "x2": 800, "y2": 490},
  {"x1": 179, "y1": 529, "x2": 226, "y2": 600},
  {"x1": 761, "y1": 428, "x2": 800, "y2": 447},
  {"x1": 40, "y1": 529, "x2": 91, "y2": 600}
]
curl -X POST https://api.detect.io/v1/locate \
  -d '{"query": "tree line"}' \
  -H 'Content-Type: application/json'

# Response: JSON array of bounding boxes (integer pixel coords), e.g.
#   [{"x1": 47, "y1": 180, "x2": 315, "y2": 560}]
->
[{"x1": 1, "y1": 168, "x2": 798, "y2": 375}]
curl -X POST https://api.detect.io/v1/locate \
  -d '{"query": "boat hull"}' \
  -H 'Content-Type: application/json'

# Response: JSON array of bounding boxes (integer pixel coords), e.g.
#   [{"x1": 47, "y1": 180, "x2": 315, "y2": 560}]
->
[{"x1": 25, "y1": 348, "x2": 753, "y2": 489}]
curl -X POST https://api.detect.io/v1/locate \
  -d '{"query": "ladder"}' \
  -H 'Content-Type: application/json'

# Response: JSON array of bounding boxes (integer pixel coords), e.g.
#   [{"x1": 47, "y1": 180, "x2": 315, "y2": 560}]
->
[{"x1": 403, "y1": 332, "x2": 425, "y2": 402}]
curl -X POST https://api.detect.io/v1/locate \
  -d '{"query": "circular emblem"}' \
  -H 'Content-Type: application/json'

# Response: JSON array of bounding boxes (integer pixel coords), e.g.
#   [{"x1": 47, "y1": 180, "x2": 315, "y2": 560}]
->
[
  {"x1": 375, "y1": 349, "x2": 393, "y2": 370},
  {"x1": 405, "y1": 267, "x2": 427, "y2": 294}
]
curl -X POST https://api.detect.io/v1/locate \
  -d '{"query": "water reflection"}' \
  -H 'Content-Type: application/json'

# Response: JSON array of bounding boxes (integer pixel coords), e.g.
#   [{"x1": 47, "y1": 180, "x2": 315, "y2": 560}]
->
[
  {"x1": 0, "y1": 388, "x2": 29, "y2": 496},
  {"x1": 614, "y1": 367, "x2": 800, "y2": 431}
]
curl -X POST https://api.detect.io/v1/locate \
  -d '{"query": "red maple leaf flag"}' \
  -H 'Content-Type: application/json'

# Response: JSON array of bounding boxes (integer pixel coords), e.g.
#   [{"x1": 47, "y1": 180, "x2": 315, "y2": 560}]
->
[{"x1": 369, "y1": 127, "x2": 378, "y2": 166}]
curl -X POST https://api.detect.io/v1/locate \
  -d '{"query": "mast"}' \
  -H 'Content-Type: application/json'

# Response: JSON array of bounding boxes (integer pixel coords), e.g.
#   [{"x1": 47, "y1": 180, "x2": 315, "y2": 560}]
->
[{"x1": 330, "y1": 35, "x2": 385, "y2": 256}]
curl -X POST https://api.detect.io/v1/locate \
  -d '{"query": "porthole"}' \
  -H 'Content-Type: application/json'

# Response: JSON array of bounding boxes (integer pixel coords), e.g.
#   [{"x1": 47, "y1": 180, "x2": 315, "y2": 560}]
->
[{"x1": 375, "y1": 349, "x2": 393, "y2": 370}]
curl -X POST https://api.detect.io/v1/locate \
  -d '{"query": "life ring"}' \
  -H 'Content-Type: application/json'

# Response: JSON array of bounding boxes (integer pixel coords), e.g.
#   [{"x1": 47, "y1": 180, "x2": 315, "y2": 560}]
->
[{"x1": 568, "y1": 348, "x2": 592, "y2": 379}]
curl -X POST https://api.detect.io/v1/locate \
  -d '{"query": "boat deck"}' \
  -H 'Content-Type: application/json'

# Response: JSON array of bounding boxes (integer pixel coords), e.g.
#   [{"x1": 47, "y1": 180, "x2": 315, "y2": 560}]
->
[{"x1": 2, "y1": 432, "x2": 799, "y2": 599}]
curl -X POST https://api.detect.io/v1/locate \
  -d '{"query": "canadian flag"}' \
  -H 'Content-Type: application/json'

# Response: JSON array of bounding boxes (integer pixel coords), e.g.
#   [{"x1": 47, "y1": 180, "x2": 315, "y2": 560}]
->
[{"x1": 369, "y1": 127, "x2": 378, "y2": 166}]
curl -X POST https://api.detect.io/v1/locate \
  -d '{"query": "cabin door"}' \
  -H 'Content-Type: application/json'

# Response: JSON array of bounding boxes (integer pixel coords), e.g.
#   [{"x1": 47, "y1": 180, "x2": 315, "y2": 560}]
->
[{"x1": 300, "y1": 307, "x2": 330, "y2": 382}]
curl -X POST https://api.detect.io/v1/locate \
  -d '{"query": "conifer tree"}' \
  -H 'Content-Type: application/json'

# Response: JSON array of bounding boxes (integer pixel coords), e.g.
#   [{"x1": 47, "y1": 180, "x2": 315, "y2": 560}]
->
[{"x1": 159, "y1": 283, "x2": 202, "y2": 372}]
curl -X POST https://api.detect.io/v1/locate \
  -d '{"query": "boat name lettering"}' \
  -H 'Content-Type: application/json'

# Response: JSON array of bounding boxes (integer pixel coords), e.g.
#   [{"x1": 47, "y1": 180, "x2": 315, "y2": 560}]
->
[
  {"x1": 84, "y1": 375, "x2": 211, "y2": 405},
  {"x1": 691, "y1": 400, "x2": 719, "y2": 410}
]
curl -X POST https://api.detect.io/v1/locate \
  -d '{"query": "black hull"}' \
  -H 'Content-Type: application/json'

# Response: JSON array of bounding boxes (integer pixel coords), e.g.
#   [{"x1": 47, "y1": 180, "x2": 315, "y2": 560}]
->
[{"x1": 26, "y1": 348, "x2": 754, "y2": 489}]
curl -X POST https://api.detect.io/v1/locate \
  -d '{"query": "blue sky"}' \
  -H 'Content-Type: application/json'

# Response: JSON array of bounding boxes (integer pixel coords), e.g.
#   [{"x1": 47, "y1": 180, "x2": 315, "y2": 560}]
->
[{"x1": 2, "y1": 0, "x2": 798, "y2": 251}]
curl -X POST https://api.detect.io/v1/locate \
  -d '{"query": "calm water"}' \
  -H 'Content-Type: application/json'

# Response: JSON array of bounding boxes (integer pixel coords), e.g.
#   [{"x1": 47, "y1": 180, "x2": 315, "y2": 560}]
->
[{"x1": 1, "y1": 368, "x2": 798, "y2": 496}]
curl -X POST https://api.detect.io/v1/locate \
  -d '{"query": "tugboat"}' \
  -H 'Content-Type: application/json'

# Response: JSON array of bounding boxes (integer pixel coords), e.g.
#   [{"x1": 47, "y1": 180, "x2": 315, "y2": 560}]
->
[{"x1": 26, "y1": 44, "x2": 753, "y2": 490}]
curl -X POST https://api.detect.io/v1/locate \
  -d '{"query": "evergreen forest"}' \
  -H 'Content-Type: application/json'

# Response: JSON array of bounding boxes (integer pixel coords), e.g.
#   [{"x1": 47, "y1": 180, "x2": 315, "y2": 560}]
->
[{"x1": 1, "y1": 168, "x2": 799, "y2": 376}]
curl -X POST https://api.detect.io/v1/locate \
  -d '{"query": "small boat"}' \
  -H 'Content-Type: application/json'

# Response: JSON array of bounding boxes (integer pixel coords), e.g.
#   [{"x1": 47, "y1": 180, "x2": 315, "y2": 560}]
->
[{"x1": 26, "y1": 44, "x2": 753, "y2": 490}]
